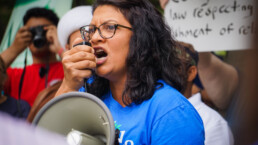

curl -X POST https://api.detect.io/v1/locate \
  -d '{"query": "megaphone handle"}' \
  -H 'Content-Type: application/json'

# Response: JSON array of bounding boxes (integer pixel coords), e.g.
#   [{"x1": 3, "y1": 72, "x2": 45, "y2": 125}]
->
[
  {"x1": 114, "y1": 129, "x2": 120, "y2": 145},
  {"x1": 84, "y1": 78, "x2": 88, "y2": 92},
  {"x1": 84, "y1": 69, "x2": 95, "y2": 93},
  {"x1": 72, "y1": 41, "x2": 92, "y2": 93}
]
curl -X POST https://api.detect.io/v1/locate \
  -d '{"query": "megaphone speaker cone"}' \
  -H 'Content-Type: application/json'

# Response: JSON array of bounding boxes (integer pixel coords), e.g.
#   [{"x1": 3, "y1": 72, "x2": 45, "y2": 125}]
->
[{"x1": 32, "y1": 92, "x2": 115, "y2": 145}]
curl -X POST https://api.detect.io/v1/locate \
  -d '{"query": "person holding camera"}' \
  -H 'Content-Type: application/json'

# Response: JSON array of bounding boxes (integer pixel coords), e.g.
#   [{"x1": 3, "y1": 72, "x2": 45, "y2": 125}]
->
[
  {"x1": 26, "y1": 6, "x2": 93, "y2": 122},
  {"x1": 0, "y1": 7, "x2": 64, "y2": 116}
]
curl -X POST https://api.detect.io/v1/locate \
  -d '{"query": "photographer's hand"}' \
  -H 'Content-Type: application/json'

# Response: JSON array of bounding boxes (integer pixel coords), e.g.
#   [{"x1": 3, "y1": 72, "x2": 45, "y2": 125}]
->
[
  {"x1": 55, "y1": 38, "x2": 96, "y2": 97},
  {"x1": 45, "y1": 25, "x2": 63, "y2": 56},
  {"x1": 0, "y1": 26, "x2": 32, "y2": 68}
]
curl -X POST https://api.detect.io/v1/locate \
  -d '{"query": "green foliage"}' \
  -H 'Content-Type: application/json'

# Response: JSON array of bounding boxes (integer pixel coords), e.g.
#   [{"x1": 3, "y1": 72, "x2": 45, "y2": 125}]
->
[
  {"x1": 0, "y1": 0, "x2": 16, "y2": 42},
  {"x1": 72, "y1": 0, "x2": 94, "y2": 7},
  {"x1": 72, "y1": 0, "x2": 163, "y2": 13},
  {"x1": 149, "y1": 0, "x2": 163, "y2": 13}
]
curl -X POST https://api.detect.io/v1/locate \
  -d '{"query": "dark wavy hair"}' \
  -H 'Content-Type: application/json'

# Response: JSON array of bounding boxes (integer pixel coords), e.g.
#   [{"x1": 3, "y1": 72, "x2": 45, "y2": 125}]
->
[
  {"x1": 88, "y1": 0, "x2": 185, "y2": 105},
  {"x1": 23, "y1": 7, "x2": 59, "y2": 26}
]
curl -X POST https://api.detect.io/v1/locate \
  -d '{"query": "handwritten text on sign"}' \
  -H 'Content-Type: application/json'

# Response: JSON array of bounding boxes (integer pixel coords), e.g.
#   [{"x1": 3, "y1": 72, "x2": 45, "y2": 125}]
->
[{"x1": 164, "y1": 0, "x2": 256, "y2": 52}]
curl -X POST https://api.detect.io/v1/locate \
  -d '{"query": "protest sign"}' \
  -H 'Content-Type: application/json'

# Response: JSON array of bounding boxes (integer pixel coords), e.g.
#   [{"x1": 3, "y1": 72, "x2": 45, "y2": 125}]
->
[{"x1": 164, "y1": 0, "x2": 256, "y2": 52}]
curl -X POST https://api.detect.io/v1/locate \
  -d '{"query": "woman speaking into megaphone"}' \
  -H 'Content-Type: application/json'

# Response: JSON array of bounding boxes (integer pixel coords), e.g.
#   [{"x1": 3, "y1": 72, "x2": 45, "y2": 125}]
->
[{"x1": 55, "y1": 0, "x2": 205, "y2": 144}]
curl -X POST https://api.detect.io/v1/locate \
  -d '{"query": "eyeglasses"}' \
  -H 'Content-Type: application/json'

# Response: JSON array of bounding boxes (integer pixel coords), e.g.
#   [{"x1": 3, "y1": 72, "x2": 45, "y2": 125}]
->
[{"x1": 80, "y1": 22, "x2": 132, "y2": 41}]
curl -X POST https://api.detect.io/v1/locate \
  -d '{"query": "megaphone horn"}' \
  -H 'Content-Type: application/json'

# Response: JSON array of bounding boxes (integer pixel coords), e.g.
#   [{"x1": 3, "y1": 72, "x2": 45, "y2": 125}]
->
[{"x1": 32, "y1": 92, "x2": 115, "y2": 145}]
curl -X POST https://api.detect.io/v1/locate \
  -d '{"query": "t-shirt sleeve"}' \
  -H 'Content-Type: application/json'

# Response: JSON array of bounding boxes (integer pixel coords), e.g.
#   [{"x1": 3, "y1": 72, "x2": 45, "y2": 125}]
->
[
  {"x1": 204, "y1": 121, "x2": 234, "y2": 145},
  {"x1": 151, "y1": 105, "x2": 205, "y2": 145}
]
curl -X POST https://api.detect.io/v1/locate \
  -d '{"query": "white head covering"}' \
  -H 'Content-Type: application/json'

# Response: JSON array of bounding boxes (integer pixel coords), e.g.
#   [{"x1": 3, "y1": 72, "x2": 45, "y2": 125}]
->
[{"x1": 57, "y1": 6, "x2": 92, "y2": 49}]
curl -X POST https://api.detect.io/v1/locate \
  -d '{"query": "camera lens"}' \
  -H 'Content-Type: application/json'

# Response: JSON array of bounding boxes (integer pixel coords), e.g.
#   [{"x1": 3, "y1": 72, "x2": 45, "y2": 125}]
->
[
  {"x1": 33, "y1": 34, "x2": 46, "y2": 48},
  {"x1": 29, "y1": 25, "x2": 47, "y2": 49}
]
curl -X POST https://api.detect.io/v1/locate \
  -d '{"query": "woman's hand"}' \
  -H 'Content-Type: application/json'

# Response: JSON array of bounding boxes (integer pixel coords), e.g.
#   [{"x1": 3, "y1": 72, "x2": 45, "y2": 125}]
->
[{"x1": 55, "y1": 38, "x2": 96, "y2": 97}]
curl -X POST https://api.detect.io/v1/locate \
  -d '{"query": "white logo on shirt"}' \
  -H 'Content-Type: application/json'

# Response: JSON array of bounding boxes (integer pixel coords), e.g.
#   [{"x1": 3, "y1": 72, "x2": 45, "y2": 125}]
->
[{"x1": 118, "y1": 130, "x2": 134, "y2": 145}]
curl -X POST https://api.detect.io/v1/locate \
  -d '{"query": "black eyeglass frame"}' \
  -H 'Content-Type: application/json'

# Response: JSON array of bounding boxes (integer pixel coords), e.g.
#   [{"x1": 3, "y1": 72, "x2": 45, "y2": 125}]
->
[{"x1": 80, "y1": 22, "x2": 132, "y2": 41}]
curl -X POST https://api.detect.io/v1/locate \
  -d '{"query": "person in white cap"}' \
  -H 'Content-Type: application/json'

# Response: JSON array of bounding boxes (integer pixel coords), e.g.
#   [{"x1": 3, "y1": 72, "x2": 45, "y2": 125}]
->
[{"x1": 57, "y1": 5, "x2": 93, "y2": 56}]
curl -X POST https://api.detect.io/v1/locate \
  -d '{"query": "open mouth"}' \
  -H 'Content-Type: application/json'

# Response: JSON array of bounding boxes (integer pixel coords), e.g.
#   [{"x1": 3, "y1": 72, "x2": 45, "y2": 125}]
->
[{"x1": 94, "y1": 48, "x2": 107, "y2": 59}]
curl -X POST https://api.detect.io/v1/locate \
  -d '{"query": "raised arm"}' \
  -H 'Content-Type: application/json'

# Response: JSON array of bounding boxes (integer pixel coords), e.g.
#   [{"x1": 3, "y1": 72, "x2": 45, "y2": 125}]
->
[
  {"x1": 198, "y1": 52, "x2": 239, "y2": 110},
  {"x1": 0, "y1": 26, "x2": 32, "y2": 68}
]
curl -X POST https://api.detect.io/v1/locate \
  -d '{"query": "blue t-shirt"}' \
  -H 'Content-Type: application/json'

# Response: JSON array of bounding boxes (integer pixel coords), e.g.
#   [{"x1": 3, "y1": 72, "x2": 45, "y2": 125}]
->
[{"x1": 80, "y1": 80, "x2": 204, "y2": 144}]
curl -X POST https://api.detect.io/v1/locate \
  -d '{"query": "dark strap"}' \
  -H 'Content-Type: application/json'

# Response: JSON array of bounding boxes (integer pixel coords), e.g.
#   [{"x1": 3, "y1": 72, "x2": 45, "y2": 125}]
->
[
  {"x1": 44, "y1": 62, "x2": 49, "y2": 88},
  {"x1": 18, "y1": 50, "x2": 28, "y2": 117},
  {"x1": 18, "y1": 51, "x2": 27, "y2": 98}
]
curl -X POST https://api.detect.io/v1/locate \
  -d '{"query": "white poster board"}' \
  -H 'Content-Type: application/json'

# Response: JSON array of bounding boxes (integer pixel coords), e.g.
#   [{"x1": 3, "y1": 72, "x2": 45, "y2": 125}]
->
[{"x1": 164, "y1": 0, "x2": 256, "y2": 52}]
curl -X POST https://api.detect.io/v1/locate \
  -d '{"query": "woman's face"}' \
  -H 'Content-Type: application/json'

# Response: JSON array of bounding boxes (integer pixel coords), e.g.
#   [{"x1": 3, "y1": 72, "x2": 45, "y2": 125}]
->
[{"x1": 90, "y1": 5, "x2": 132, "y2": 82}]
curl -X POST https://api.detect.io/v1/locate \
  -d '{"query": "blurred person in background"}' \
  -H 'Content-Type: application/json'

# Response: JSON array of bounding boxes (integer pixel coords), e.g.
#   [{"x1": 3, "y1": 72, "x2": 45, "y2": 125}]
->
[
  {"x1": 177, "y1": 41, "x2": 234, "y2": 145},
  {"x1": 0, "y1": 7, "x2": 64, "y2": 118},
  {"x1": 58, "y1": 6, "x2": 93, "y2": 51},
  {"x1": 160, "y1": 0, "x2": 258, "y2": 144},
  {"x1": 159, "y1": 0, "x2": 239, "y2": 111}
]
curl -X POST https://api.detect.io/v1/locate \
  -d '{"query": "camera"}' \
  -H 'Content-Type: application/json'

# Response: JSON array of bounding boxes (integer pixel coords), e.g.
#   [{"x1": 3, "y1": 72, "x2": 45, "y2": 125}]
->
[{"x1": 29, "y1": 25, "x2": 47, "y2": 48}]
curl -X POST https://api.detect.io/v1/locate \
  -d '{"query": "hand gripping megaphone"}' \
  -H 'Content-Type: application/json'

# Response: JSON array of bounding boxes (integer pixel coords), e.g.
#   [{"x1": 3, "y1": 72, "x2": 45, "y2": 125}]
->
[{"x1": 32, "y1": 92, "x2": 115, "y2": 145}]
